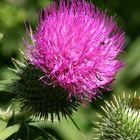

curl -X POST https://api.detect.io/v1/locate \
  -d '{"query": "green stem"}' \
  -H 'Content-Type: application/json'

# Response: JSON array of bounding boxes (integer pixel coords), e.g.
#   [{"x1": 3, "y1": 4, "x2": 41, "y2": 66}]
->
[{"x1": 68, "y1": 115, "x2": 87, "y2": 140}]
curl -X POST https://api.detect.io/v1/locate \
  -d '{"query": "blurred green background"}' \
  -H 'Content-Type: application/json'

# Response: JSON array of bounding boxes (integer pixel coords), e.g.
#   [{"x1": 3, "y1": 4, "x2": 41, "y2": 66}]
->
[{"x1": 0, "y1": 0, "x2": 140, "y2": 139}]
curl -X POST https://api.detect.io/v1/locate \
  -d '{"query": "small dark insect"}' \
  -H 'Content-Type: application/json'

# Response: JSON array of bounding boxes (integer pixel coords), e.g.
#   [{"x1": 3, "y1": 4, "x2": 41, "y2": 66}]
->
[
  {"x1": 100, "y1": 41, "x2": 105, "y2": 45},
  {"x1": 95, "y1": 73, "x2": 103, "y2": 81}
]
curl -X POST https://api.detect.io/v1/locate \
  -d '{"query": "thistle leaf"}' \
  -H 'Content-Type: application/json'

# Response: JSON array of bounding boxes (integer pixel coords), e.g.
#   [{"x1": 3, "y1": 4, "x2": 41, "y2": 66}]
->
[
  {"x1": 0, "y1": 119, "x2": 7, "y2": 133},
  {"x1": 0, "y1": 124, "x2": 20, "y2": 140},
  {"x1": 29, "y1": 124, "x2": 56, "y2": 140}
]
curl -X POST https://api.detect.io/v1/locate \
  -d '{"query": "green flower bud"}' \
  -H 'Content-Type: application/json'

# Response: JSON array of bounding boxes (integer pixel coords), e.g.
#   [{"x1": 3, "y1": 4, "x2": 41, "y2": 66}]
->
[
  {"x1": 11, "y1": 59, "x2": 80, "y2": 121},
  {"x1": 93, "y1": 92, "x2": 140, "y2": 140}
]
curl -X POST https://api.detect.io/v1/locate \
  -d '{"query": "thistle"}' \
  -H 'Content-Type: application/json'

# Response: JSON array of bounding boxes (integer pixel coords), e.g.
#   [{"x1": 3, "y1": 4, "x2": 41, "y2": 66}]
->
[
  {"x1": 93, "y1": 92, "x2": 140, "y2": 140},
  {"x1": 10, "y1": 58, "x2": 80, "y2": 121},
  {"x1": 24, "y1": 0, "x2": 125, "y2": 101},
  {"x1": 1, "y1": 0, "x2": 125, "y2": 121}
]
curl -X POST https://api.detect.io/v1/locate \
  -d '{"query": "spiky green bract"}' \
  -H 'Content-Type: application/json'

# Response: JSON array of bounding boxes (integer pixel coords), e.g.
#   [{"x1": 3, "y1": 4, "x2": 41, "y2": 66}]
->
[
  {"x1": 93, "y1": 93, "x2": 140, "y2": 140},
  {"x1": 11, "y1": 59, "x2": 80, "y2": 122},
  {"x1": 0, "y1": 106, "x2": 13, "y2": 121}
]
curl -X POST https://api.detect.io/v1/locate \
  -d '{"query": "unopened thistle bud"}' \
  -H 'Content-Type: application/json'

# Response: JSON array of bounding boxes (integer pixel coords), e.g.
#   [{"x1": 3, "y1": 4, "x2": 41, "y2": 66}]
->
[{"x1": 93, "y1": 93, "x2": 140, "y2": 139}]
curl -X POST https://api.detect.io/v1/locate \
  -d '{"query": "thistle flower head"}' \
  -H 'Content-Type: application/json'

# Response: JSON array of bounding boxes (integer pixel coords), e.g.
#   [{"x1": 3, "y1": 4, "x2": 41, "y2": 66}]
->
[{"x1": 25, "y1": 0, "x2": 125, "y2": 101}]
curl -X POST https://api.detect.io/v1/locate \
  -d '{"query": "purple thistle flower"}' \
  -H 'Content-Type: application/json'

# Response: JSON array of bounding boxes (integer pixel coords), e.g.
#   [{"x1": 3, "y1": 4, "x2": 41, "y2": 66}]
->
[{"x1": 24, "y1": 0, "x2": 125, "y2": 101}]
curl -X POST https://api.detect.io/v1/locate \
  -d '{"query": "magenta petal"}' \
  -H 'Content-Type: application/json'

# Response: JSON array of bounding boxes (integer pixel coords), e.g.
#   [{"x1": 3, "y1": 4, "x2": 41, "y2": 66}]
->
[{"x1": 24, "y1": 0, "x2": 125, "y2": 101}]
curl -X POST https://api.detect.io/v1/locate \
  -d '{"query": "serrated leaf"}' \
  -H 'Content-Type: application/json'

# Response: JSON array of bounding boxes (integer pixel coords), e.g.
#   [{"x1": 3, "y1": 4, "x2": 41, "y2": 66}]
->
[
  {"x1": 12, "y1": 122, "x2": 30, "y2": 140},
  {"x1": 29, "y1": 124, "x2": 56, "y2": 140},
  {"x1": 0, "y1": 119, "x2": 7, "y2": 132},
  {"x1": 0, "y1": 124, "x2": 20, "y2": 140}
]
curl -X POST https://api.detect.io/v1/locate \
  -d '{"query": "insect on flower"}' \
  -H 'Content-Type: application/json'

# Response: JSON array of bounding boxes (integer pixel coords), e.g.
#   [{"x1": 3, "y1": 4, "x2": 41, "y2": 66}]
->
[{"x1": 24, "y1": 0, "x2": 125, "y2": 102}]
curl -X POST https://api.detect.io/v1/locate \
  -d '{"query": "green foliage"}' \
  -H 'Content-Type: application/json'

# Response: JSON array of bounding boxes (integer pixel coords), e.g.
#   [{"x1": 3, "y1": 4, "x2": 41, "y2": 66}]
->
[
  {"x1": 8, "y1": 121, "x2": 57, "y2": 140},
  {"x1": 0, "y1": 105, "x2": 58, "y2": 140},
  {"x1": 0, "y1": 124, "x2": 20, "y2": 140},
  {"x1": 0, "y1": 106, "x2": 20, "y2": 140},
  {"x1": 114, "y1": 36, "x2": 140, "y2": 93}
]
